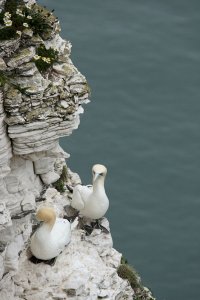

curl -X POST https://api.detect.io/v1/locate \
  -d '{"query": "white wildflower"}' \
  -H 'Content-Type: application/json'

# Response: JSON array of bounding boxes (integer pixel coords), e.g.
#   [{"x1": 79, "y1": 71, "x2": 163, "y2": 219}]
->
[
  {"x1": 16, "y1": 9, "x2": 24, "y2": 16},
  {"x1": 16, "y1": 30, "x2": 22, "y2": 36},
  {"x1": 25, "y1": 3, "x2": 32, "y2": 10},
  {"x1": 3, "y1": 11, "x2": 12, "y2": 26},
  {"x1": 42, "y1": 57, "x2": 51, "y2": 64},
  {"x1": 23, "y1": 23, "x2": 29, "y2": 28},
  {"x1": 5, "y1": 20, "x2": 12, "y2": 27},
  {"x1": 34, "y1": 55, "x2": 41, "y2": 60},
  {"x1": 27, "y1": 15, "x2": 32, "y2": 19},
  {"x1": 4, "y1": 12, "x2": 11, "y2": 18}
]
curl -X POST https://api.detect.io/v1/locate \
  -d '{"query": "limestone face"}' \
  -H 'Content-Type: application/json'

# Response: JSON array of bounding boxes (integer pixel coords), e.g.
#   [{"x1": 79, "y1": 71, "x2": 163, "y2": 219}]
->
[
  {"x1": 0, "y1": 0, "x2": 90, "y2": 221},
  {"x1": 0, "y1": 1, "x2": 134, "y2": 299},
  {"x1": 0, "y1": 0, "x2": 89, "y2": 286}
]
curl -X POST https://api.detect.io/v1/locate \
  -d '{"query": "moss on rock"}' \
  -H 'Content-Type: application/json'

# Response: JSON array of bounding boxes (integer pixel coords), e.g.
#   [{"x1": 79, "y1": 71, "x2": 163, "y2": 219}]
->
[
  {"x1": 117, "y1": 264, "x2": 141, "y2": 289},
  {"x1": 117, "y1": 257, "x2": 156, "y2": 300}
]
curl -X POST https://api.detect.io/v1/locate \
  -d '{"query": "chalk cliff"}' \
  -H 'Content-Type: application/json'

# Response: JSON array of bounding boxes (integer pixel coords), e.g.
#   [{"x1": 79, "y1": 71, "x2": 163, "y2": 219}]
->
[
  {"x1": 0, "y1": 0, "x2": 134, "y2": 299},
  {"x1": 0, "y1": 1, "x2": 155, "y2": 299}
]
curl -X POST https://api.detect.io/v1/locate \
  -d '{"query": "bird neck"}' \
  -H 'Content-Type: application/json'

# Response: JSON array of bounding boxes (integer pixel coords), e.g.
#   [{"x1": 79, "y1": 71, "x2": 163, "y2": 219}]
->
[
  {"x1": 93, "y1": 177, "x2": 105, "y2": 193},
  {"x1": 41, "y1": 218, "x2": 56, "y2": 232}
]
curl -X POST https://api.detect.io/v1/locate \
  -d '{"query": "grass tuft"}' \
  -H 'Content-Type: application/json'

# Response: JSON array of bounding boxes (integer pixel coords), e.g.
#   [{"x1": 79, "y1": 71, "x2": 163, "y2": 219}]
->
[
  {"x1": 61, "y1": 165, "x2": 68, "y2": 182},
  {"x1": 121, "y1": 255, "x2": 128, "y2": 265},
  {"x1": 117, "y1": 264, "x2": 141, "y2": 289},
  {"x1": 117, "y1": 256, "x2": 156, "y2": 300},
  {"x1": 53, "y1": 165, "x2": 68, "y2": 193},
  {"x1": 53, "y1": 179, "x2": 65, "y2": 193}
]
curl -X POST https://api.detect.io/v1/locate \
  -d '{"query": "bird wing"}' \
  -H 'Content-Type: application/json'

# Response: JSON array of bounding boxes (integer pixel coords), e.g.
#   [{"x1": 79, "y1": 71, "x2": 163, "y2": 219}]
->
[
  {"x1": 52, "y1": 219, "x2": 71, "y2": 251},
  {"x1": 71, "y1": 184, "x2": 92, "y2": 210}
]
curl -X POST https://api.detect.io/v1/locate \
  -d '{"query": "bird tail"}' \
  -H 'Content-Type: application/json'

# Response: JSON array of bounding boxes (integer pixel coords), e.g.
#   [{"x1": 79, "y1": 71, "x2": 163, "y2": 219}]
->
[{"x1": 71, "y1": 185, "x2": 85, "y2": 210}]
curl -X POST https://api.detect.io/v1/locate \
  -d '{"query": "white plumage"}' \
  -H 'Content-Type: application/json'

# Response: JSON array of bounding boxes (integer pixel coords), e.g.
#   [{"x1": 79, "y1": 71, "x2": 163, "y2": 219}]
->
[
  {"x1": 71, "y1": 164, "x2": 109, "y2": 219},
  {"x1": 30, "y1": 207, "x2": 71, "y2": 260}
]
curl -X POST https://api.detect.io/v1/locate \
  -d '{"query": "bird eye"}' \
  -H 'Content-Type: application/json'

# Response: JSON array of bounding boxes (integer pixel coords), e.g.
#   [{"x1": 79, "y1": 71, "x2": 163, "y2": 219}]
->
[{"x1": 99, "y1": 173, "x2": 103, "y2": 176}]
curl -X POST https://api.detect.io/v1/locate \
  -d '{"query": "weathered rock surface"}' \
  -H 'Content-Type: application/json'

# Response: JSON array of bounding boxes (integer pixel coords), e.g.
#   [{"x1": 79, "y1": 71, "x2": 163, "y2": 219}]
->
[
  {"x1": 0, "y1": 185, "x2": 134, "y2": 300},
  {"x1": 12, "y1": 217, "x2": 133, "y2": 300},
  {"x1": 0, "y1": 0, "x2": 89, "y2": 157},
  {"x1": 0, "y1": 91, "x2": 12, "y2": 175},
  {"x1": 0, "y1": 0, "x2": 89, "y2": 219}
]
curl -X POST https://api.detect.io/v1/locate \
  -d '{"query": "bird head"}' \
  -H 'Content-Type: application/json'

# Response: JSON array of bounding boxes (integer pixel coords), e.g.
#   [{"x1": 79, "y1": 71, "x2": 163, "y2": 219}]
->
[
  {"x1": 92, "y1": 164, "x2": 107, "y2": 182},
  {"x1": 36, "y1": 207, "x2": 56, "y2": 228}
]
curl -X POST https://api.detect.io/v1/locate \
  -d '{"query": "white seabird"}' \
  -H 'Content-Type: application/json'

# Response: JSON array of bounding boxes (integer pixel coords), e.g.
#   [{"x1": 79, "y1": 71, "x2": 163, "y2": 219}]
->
[
  {"x1": 71, "y1": 164, "x2": 109, "y2": 220},
  {"x1": 30, "y1": 207, "x2": 71, "y2": 261}
]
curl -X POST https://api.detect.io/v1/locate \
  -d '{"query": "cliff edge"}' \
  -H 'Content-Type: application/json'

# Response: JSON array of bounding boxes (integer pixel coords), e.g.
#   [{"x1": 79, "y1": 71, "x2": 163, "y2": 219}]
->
[{"x1": 0, "y1": 1, "x2": 155, "y2": 299}]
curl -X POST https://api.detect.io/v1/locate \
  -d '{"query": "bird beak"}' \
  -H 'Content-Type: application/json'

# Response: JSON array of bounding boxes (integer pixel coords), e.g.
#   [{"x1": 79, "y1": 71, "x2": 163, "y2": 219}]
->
[{"x1": 93, "y1": 173, "x2": 99, "y2": 182}]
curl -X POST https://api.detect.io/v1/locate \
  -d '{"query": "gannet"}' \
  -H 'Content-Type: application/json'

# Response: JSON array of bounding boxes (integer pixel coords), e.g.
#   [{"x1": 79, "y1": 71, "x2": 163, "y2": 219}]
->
[
  {"x1": 30, "y1": 207, "x2": 71, "y2": 262},
  {"x1": 71, "y1": 164, "x2": 109, "y2": 221}
]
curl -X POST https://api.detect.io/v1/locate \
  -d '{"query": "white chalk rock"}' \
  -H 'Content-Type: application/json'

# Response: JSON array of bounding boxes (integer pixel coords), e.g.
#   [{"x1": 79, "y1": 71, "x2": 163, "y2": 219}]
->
[
  {"x1": 53, "y1": 62, "x2": 76, "y2": 77},
  {"x1": 7, "y1": 47, "x2": 35, "y2": 68},
  {"x1": 0, "y1": 58, "x2": 6, "y2": 70},
  {"x1": 4, "y1": 176, "x2": 21, "y2": 194},
  {"x1": 0, "y1": 255, "x2": 4, "y2": 280},
  {"x1": 40, "y1": 171, "x2": 60, "y2": 185},
  {"x1": 34, "y1": 157, "x2": 55, "y2": 175},
  {"x1": 8, "y1": 116, "x2": 81, "y2": 155},
  {"x1": 0, "y1": 164, "x2": 11, "y2": 179},
  {"x1": 11, "y1": 222, "x2": 133, "y2": 300},
  {"x1": 0, "y1": 202, "x2": 12, "y2": 229},
  {"x1": 60, "y1": 100, "x2": 69, "y2": 109},
  {"x1": 4, "y1": 235, "x2": 24, "y2": 273},
  {"x1": 21, "y1": 191, "x2": 36, "y2": 212},
  {"x1": 0, "y1": 273, "x2": 15, "y2": 300},
  {"x1": 44, "y1": 34, "x2": 68, "y2": 54}
]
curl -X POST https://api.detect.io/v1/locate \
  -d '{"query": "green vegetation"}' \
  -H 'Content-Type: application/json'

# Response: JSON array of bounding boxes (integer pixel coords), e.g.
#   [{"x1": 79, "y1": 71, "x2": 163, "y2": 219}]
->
[
  {"x1": 27, "y1": 5, "x2": 53, "y2": 37},
  {"x1": 53, "y1": 178, "x2": 65, "y2": 193},
  {"x1": 53, "y1": 165, "x2": 68, "y2": 193},
  {"x1": 0, "y1": 71, "x2": 7, "y2": 87},
  {"x1": 0, "y1": 26, "x2": 17, "y2": 40},
  {"x1": 117, "y1": 264, "x2": 141, "y2": 289},
  {"x1": 121, "y1": 255, "x2": 128, "y2": 265},
  {"x1": 61, "y1": 165, "x2": 68, "y2": 182},
  {"x1": 0, "y1": 0, "x2": 55, "y2": 41},
  {"x1": 117, "y1": 257, "x2": 156, "y2": 300},
  {"x1": 3, "y1": 0, "x2": 22, "y2": 13},
  {"x1": 34, "y1": 44, "x2": 58, "y2": 73}
]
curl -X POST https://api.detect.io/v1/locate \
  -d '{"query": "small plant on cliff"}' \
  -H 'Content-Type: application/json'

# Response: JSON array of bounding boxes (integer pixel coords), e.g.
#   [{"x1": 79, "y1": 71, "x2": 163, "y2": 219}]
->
[
  {"x1": 33, "y1": 44, "x2": 58, "y2": 73},
  {"x1": 0, "y1": 0, "x2": 55, "y2": 41},
  {"x1": 117, "y1": 264, "x2": 141, "y2": 290},
  {"x1": 117, "y1": 257, "x2": 156, "y2": 300},
  {"x1": 27, "y1": 5, "x2": 54, "y2": 37},
  {"x1": 53, "y1": 165, "x2": 68, "y2": 193},
  {"x1": 61, "y1": 165, "x2": 68, "y2": 182}
]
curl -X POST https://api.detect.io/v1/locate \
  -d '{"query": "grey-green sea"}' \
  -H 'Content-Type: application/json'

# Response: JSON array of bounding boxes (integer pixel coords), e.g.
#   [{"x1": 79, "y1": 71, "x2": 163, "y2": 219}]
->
[{"x1": 39, "y1": 1, "x2": 200, "y2": 299}]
